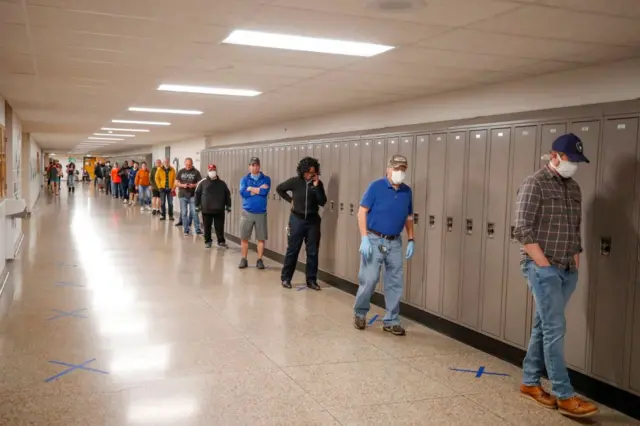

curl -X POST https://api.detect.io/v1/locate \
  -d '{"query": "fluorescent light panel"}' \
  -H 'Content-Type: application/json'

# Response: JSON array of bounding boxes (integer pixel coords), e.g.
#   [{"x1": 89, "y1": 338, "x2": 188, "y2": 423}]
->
[
  {"x1": 157, "y1": 84, "x2": 261, "y2": 97},
  {"x1": 94, "y1": 133, "x2": 135, "y2": 137},
  {"x1": 112, "y1": 120, "x2": 171, "y2": 126},
  {"x1": 101, "y1": 128, "x2": 150, "y2": 132},
  {"x1": 222, "y1": 29, "x2": 394, "y2": 57},
  {"x1": 128, "y1": 107, "x2": 202, "y2": 115},
  {"x1": 89, "y1": 137, "x2": 124, "y2": 141}
]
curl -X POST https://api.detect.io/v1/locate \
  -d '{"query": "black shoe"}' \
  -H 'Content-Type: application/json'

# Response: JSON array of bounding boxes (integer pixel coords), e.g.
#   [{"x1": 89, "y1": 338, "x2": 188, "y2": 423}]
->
[
  {"x1": 169, "y1": 216, "x2": 174, "y2": 221},
  {"x1": 281, "y1": 280, "x2": 292, "y2": 289},
  {"x1": 196, "y1": 230, "x2": 203, "y2": 236},
  {"x1": 354, "y1": 316, "x2": 366, "y2": 330},
  {"x1": 256, "y1": 259, "x2": 265, "y2": 270},
  {"x1": 217, "y1": 242, "x2": 228, "y2": 248},
  {"x1": 205, "y1": 242, "x2": 212, "y2": 249},
  {"x1": 383, "y1": 324, "x2": 406, "y2": 336},
  {"x1": 238, "y1": 258, "x2": 248, "y2": 269},
  {"x1": 306, "y1": 280, "x2": 321, "y2": 291},
  {"x1": 174, "y1": 221, "x2": 182, "y2": 226},
  {"x1": 152, "y1": 210, "x2": 157, "y2": 216},
  {"x1": 159, "y1": 216, "x2": 166, "y2": 221}
]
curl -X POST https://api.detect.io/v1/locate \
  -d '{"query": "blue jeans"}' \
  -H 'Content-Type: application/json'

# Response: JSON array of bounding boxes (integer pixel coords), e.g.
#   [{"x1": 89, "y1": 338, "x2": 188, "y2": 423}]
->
[
  {"x1": 160, "y1": 190, "x2": 173, "y2": 218},
  {"x1": 139, "y1": 185, "x2": 151, "y2": 206},
  {"x1": 522, "y1": 261, "x2": 578, "y2": 399},
  {"x1": 179, "y1": 196, "x2": 200, "y2": 233},
  {"x1": 112, "y1": 182, "x2": 121, "y2": 198},
  {"x1": 353, "y1": 235, "x2": 403, "y2": 326}
]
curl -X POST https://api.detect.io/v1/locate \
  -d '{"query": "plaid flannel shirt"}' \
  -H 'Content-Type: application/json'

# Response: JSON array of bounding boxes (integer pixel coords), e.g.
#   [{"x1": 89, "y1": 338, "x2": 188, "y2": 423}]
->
[{"x1": 513, "y1": 166, "x2": 582, "y2": 269}]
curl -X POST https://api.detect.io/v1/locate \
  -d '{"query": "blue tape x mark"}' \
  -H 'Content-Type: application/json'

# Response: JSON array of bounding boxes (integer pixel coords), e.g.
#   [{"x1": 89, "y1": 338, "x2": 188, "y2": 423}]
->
[
  {"x1": 46, "y1": 308, "x2": 88, "y2": 321},
  {"x1": 44, "y1": 358, "x2": 109, "y2": 383},
  {"x1": 296, "y1": 285, "x2": 307, "y2": 291},
  {"x1": 368, "y1": 314, "x2": 381, "y2": 326},
  {"x1": 449, "y1": 366, "x2": 510, "y2": 378},
  {"x1": 55, "y1": 281, "x2": 84, "y2": 288}
]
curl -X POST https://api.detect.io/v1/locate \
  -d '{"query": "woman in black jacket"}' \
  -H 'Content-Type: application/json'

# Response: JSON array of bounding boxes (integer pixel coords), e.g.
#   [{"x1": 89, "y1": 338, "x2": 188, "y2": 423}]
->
[
  {"x1": 276, "y1": 156, "x2": 327, "y2": 290},
  {"x1": 195, "y1": 164, "x2": 231, "y2": 249}
]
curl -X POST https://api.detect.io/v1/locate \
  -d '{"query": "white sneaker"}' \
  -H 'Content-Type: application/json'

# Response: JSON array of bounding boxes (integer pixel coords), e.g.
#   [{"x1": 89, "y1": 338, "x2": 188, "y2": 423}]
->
[
  {"x1": 123, "y1": 199, "x2": 127, "y2": 204},
  {"x1": 140, "y1": 207, "x2": 145, "y2": 212}
]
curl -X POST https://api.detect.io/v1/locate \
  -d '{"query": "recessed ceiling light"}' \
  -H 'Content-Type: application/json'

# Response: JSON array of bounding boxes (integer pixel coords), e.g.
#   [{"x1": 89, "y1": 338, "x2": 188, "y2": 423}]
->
[
  {"x1": 128, "y1": 107, "x2": 203, "y2": 115},
  {"x1": 88, "y1": 137, "x2": 125, "y2": 141},
  {"x1": 157, "y1": 84, "x2": 261, "y2": 97},
  {"x1": 94, "y1": 133, "x2": 135, "y2": 137},
  {"x1": 101, "y1": 127, "x2": 150, "y2": 132},
  {"x1": 112, "y1": 120, "x2": 171, "y2": 126},
  {"x1": 221, "y1": 29, "x2": 394, "y2": 57}
]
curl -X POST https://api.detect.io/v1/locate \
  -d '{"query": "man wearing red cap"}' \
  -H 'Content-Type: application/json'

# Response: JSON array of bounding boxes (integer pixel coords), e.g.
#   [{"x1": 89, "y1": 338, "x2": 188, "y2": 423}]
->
[{"x1": 195, "y1": 164, "x2": 231, "y2": 249}]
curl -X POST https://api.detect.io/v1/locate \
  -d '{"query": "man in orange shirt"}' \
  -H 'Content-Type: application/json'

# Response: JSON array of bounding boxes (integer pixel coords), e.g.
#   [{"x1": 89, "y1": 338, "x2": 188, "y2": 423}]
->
[
  {"x1": 111, "y1": 162, "x2": 122, "y2": 199},
  {"x1": 136, "y1": 162, "x2": 152, "y2": 212}
]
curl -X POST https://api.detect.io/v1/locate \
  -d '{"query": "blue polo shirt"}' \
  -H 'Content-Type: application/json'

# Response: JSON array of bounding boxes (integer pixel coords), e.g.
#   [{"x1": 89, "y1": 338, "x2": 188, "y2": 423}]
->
[{"x1": 361, "y1": 177, "x2": 413, "y2": 237}]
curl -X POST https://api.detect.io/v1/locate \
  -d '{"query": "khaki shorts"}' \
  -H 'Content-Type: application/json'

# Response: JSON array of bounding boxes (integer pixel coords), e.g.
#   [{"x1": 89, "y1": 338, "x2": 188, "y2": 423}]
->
[{"x1": 240, "y1": 211, "x2": 268, "y2": 241}]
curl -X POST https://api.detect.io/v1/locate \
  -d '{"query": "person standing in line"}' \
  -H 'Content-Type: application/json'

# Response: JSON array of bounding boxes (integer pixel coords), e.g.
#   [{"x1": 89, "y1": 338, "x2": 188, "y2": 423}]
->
[
  {"x1": 119, "y1": 160, "x2": 130, "y2": 204},
  {"x1": 94, "y1": 161, "x2": 103, "y2": 192},
  {"x1": 49, "y1": 162, "x2": 61, "y2": 195},
  {"x1": 136, "y1": 161, "x2": 152, "y2": 212},
  {"x1": 514, "y1": 134, "x2": 597, "y2": 418},
  {"x1": 175, "y1": 158, "x2": 203, "y2": 236},
  {"x1": 276, "y1": 157, "x2": 326, "y2": 291},
  {"x1": 238, "y1": 157, "x2": 271, "y2": 270},
  {"x1": 353, "y1": 154, "x2": 415, "y2": 336},
  {"x1": 195, "y1": 164, "x2": 231, "y2": 249},
  {"x1": 128, "y1": 161, "x2": 139, "y2": 206},
  {"x1": 104, "y1": 160, "x2": 112, "y2": 196},
  {"x1": 150, "y1": 159, "x2": 161, "y2": 216},
  {"x1": 154, "y1": 158, "x2": 176, "y2": 221},
  {"x1": 66, "y1": 161, "x2": 77, "y2": 194},
  {"x1": 111, "y1": 162, "x2": 121, "y2": 199}
]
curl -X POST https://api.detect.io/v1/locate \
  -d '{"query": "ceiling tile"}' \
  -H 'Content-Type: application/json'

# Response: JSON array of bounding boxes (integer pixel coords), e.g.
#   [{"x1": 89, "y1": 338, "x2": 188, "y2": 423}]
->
[
  {"x1": 0, "y1": 24, "x2": 30, "y2": 53},
  {"x1": 0, "y1": 1, "x2": 25, "y2": 24},
  {"x1": 470, "y1": 5, "x2": 640, "y2": 45},
  {"x1": 0, "y1": 52, "x2": 36, "y2": 75},
  {"x1": 537, "y1": 0, "x2": 640, "y2": 19}
]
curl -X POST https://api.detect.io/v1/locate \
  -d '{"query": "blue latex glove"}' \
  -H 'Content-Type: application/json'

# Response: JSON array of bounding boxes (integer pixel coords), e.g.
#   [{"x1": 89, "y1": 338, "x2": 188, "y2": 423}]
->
[
  {"x1": 359, "y1": 236, "x2": 372, "y2": 261},
  {"x1": 406, "y1": 240, "x2": 415, "y2": 260}
]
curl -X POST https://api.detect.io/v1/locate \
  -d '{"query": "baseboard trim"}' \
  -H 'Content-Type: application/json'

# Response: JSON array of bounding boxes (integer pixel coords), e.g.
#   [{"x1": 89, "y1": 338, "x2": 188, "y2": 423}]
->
[
  {"x1": 12, "y1": 232, "x2": 24, "y2": 260},
  {"x1": 0, "y1": 268, "x2": 9, "y2": 299},
  {"x1": 225, "y1": 233, "x2": 640, "y2": 420}
]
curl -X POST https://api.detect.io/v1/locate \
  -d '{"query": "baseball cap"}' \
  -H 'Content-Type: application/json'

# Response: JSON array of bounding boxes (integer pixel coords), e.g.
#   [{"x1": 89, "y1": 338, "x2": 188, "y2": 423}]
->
[
  {"x1": 552, "y1": 133, "x2": 589, "y2": 163},
  {"x1": 249, "y1": 157, "x2": 260, "y2": 165},
  {"x1": 388, "y1": 154, "x2": 408, "y2": 168},
  {"x1": 208, "y1": 164, "x2": 216, "y2": 171}
]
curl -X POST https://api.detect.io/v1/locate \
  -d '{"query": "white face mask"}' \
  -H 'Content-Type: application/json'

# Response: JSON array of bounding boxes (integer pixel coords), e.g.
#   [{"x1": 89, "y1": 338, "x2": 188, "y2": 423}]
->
[
  {"x1": 208, "y1": 171, "x2": 217, "y2": 179},
  {"x1": 390, "y1": 170, "x2": 406, "y2": 184},
  {"x1": 550, "y1": 157, "x2": 578, "y2": 178}
]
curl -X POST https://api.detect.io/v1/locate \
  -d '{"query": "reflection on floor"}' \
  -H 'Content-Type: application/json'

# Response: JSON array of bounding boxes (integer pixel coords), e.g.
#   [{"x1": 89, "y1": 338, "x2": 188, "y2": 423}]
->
[{"x1": 0, "y1": 185, "x2": 637, "y2": 425}]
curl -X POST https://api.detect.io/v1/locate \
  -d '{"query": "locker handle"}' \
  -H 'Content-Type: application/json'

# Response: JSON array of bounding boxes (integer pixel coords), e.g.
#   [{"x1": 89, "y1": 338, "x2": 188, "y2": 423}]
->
[
  {"x1": 487, "y1": 223, "x2": 495, "y2": 239},
  {"x1": 429, "y1": 215, "x2": 435, "y2": 228},
  {"x1": 339, "y1": 202, "x2": 344, "y2": 213},
  {"x1": 349, "y1": 203, "x2": 354, "y2": 215},
  {"x1": 600, "y1": 237, "x2": 612, "y2": 256},
  {"x1": 465, "y1": 219, "x2": 473, "y2": 235},
  {"x1": 446, "y1": 217, "x2": 453, "y2": 232},
  {"x1": 413, "y1": 213, "x2": 419, "y2": 225},
  {"x1": 330, "y1": 200, "x2": 334, "y2": 212},
  {"x1": 510, "y1": 226, "x2": 516, "y2": 241}
]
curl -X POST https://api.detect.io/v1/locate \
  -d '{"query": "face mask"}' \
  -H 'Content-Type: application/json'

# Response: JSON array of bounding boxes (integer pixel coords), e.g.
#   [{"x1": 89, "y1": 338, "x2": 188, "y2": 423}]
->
[
  {"x1": 208, "y1": 171, "x2": 217, "y2": 179},
  {"x1": 390, "y1": 170, "x2": 406, "y2": 184},
  {"x1": 550, "y1": 157, "x2": 578, "y2": 178}
]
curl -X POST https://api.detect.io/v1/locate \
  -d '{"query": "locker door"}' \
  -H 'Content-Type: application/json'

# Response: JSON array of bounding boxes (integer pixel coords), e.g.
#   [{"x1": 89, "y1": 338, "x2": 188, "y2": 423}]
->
[
  {"x1": 317, "y1": 143, "x2": 332, "y2": 271},
  {"x1": 224, "y1": 150, "x2": 231, "y2": 234},
  {"x1": 460, "y1": 129, "x2": 488, "y2": 329},
  {"x1": 346, "y1": 141, "x2": 361, "y2": 283},
  {"x1": 399, "y1": 136, "x2": 416, "y2": 301},
  {"x1": 504, "y1": 126, "x2": 538, "y2": 347},
  {"x1": 370, "y1": 139, "x2": 386, "y2": 293},
  {"x1": 564, "y1": 121, "x2": 600, "y2": 372},
  {"x1": 325, "y1": 143, "x2": 341, "y2": 275},
  {"x1": 408, "y1": 135, "x2": 428, "y2": 308},
  {"x1": 357, "y1": 140, "x2": 373, "y2": 285},
  {"x1": 481, "y1": 128, "x2": 511, "y2": 337},
  {"x1": 442, "y1": 131, "x2": 466, "y2": 321},
  {"x1": 233, "y1": 149, "x2": 240, "y2": 238},
  {"x1": 591, "y1": 117, "x2": 639, "y2": 386},
  {"x1": 335, "y1": 141, "x2": 351, "y2": 279},
  {"x1": 425, "y1": 134, "x2": 446, "y2": 313},
  {"x1": 271, "y1": 147, "x2": 281, "y2": 254},
  {"x1": 265, "y1": 147, "x2": 273, "y2": 250},
  {"x1": 540, "y1": 123, "x2": 567, "y2": 165}
]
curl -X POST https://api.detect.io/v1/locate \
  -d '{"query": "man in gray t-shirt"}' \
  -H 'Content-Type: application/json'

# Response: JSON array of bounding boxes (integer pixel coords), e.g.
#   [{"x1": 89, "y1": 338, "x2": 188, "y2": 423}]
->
[{"x1": 175, "y1": 157, "x2": 203, "y2": 236}]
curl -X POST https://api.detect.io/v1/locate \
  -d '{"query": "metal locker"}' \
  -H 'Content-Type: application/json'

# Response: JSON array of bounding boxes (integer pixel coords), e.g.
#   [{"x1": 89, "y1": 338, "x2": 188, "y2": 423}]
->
[
  {"x1": 591, "y1": 117, "x2": 639, "y2": 386},
  {"x1": 325, "y1": 143, "x2": 341, "y2": 275},
  {"x1": 357, "y1": 140, "x2": 374, "y2": 286},
  {"x1": 277, "y1": 145, "x2": 288, "y2": 254},
  {"x1": 563, "y1": 121, "x2": 601, "y2": 372},
  {"x1": 633, "y1": 252, "x2": 640, "y2": 392},
  {"x1": 372, "y1": 139, "x2": 388, "y2": 293},
  {"x1": 336, "y1": 141, "x2": 351, "y2": 279},
  {"x1": 224, "y1": 150, "x2": 231, "y2": 235},
  {"x1": 265, "y1": 147, "x2": 274, "y2": 251},
  {"x1": 398, "y1": 136, "x2": 416, "y2": 301},
  {"x1": 271, "y1": 147, "x2": 281, "y2": 254},
  {"x1": 232, "y1": 149, "x2": 240, "y2": 238},
  {"x1": 481, "y1": 128, "x2": 511, "y2": 337},
  {"x1": 408, "y1": 135, "x2": 429, "y2": 308},
  {"x1": 318, "y1": 143, "x2": 335, "y2": 272},
  {"x1": 504, "y1": 126, "x2": 538, "y2": 347},
  {"x1": 442, "y1": 131, "x2": 466, "y2": 321},
  {"x1": 425, "y1": 133, "x2": 447, "y2": 313},
  {"x1": 461, "y1": 129, "x2": 488, "y2": 329},
  {"x1": 346, "y1": 141, "x2": 361, "y2": 283},
  {"x1": 239, "y1": 148, "x2": 247, "y2": 238}
]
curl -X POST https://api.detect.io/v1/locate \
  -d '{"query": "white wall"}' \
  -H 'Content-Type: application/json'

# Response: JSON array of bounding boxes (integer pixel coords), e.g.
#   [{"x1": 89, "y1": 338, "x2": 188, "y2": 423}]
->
[
  {"x1": 207, "y1": 57, "x2": 640, "y2": 146},
  {"x1": 0, "y1": 96, "x2": 5, "y2": 127},
  {"x1": 0, "y1": 97, "x2": 6, "y2": 275},
  {"x1": 21, "y1": 133, "x2": 42, "y2": 212}
]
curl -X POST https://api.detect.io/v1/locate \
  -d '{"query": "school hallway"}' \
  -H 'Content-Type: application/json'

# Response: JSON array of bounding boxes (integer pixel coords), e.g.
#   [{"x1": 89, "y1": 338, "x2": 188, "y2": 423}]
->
[{"x1": 0, "y1": 185, "x2": 636, "y2": 425}]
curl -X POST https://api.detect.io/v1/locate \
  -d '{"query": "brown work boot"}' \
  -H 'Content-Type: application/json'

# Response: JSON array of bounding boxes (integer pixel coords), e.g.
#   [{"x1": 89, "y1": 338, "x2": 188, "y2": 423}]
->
[
  {"x1": 557, "y1": 396, "x2": 599, "y2": 418},
  {"x1": 520, "y1": 385, "x2": 557, "y2": 409}
]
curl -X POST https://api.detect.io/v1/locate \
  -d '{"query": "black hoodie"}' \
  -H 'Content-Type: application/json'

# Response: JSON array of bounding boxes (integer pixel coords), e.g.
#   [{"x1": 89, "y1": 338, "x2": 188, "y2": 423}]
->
[
  {"x1": 195, "y1": 177, "x2": 231, "y2": 214},
  {"x1": 276, "y1": 176, "x2": 327, "y2": 219}
]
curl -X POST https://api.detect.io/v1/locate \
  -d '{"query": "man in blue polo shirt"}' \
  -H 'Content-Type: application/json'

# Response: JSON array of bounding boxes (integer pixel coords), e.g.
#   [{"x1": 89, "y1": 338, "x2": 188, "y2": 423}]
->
[{"x1": 353, "y1": 154, "x2": 415, "y2": 336}]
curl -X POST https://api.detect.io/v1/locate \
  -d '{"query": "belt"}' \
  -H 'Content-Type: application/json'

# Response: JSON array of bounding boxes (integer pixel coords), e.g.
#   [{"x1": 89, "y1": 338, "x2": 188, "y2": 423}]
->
[{"x1": 367, "y1": 229, "x2": 400, "y2": 240}]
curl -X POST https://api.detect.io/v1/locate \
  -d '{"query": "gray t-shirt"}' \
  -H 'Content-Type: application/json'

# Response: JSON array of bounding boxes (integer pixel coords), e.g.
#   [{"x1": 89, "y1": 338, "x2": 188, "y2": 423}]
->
[{"x1": 176, "y1": 167, "x2": 202, "y2": 198}]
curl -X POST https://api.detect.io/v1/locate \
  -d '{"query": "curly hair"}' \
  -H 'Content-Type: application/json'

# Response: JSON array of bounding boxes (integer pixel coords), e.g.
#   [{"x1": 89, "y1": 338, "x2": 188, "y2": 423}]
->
[{"x1": 296, "y1": 156, "x2": 321, "y2": 178}]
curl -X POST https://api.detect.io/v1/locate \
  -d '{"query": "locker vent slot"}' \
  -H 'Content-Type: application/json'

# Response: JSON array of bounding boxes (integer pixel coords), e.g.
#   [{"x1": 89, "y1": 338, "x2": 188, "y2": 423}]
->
[
  {"x1": 429, "y1": 215, "x2": 435, "y2": 228},
  {"x1": 447, "y1": 217, "x2": 453, "y2": 232},
  {"x1": 487, "y1": 223, "x2": 495, "y2": 239},
  {"x1": 600, "y1": 237, "x2": 612, "y2": 256},
  {"x1": 465, "y1": 219, "x2": 473, "y2": 235}
]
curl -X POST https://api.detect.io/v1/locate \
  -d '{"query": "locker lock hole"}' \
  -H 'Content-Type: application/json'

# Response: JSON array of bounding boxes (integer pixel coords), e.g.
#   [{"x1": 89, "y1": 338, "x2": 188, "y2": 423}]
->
[
  {"x1": 447, "y1": 217, "x2": 453, "y2": 232},
  {"x1": 510, "y1": 226, "x2": 516, "y2": 241},
  {"x1": 339, "y1": 202, "x2": 344, "y2": 212},
  {"x1": 600, "y1": 237, "x2": 612, "y2": 256},
  {"x1": 487, "y1": 223, "x2": 495, "y2": 239},
  {"x1": 330, "y1": 201, "x2": 335, "y2": 211},
  {"x1": 429, "y1": 215, "x2": 435, "y2": 228},
  {"x1": 413, "y1": 213, "x2": 419, "y2": 225},
  {"x1": 465, "y1": 219, "x2": 473, "y2": 235},
  {"x1": 349, "y1": 203, "x2": 355, "y2": 215}
]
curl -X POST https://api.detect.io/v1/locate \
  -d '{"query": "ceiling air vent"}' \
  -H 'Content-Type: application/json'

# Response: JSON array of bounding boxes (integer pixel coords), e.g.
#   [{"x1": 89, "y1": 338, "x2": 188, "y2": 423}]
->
[{"x1": 366, "y1": 0, "x2": 426, "y2": 11}]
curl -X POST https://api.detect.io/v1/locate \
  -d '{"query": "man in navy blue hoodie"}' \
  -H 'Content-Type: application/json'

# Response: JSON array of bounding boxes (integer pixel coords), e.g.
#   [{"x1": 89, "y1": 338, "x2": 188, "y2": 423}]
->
[{"x1": 238, "y1": 157, "x2": 271, "y2": 270}]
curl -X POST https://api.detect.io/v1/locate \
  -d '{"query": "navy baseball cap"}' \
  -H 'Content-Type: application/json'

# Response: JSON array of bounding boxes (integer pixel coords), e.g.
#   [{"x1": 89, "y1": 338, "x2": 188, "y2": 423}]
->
[
  {"x1": 552, "y1": 133, "x2": 589, "y2": 163},
  {"x1": 249, "y1": 157, "x2": 260, "y2": 165}
]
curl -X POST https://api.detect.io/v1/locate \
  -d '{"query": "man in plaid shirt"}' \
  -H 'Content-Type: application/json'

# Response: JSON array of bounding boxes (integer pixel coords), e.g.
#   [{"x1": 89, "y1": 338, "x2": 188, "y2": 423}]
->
[{"x1": 514, "y1": 133, "x2": 598, "y2": 418}]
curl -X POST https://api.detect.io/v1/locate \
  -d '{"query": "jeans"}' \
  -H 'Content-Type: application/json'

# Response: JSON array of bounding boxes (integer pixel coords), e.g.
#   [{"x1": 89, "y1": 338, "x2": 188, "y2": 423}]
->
[
  {"x1": 202, "y1": 212, "x2": 226, "y2": 244},
  {"x1": 112, "y1": 182, "x2": 121, "y2": 198},
  {"x1": 105, "y1": 178, "x2": 111, "y2": 195},
  {"x1": 139, "y1": 185, "x2": 151, "y2": 206},
  {"x1": 179, "y1": 196, "x2": 201, "y2": 233},
  {"x1": 120, "y1": 181, "x2": 129, "y2": 199},
  {"x1": 522, "y1": 261, "x2": 578, "y2": 399},
  {"x1": 281, "y1": 214, "x2": 321, "y2": 282},
  {"x1": 67, "y1": 174, "x2": 75, "y2": 188},
  {"x1": 160, "y1": 190, "x2": 174, "y2": 218},
  {"x1": 353, "y1": 235, "x2": 403, "y2": 326}
]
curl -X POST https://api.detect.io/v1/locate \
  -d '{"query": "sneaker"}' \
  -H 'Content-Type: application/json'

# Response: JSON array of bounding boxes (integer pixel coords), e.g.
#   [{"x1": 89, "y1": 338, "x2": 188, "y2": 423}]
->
[
  {"x1": 184, "y1": 231, "x2": 190, "y2": 237},
  {"x1": 383, "y1": 324, "x2": 406, "y2": 336},
  {"x1": 169, "y1": 216, "x2": 174, "y2": 221},
  {"x1": 196, "y1": 230, "x2": 203, "y2": 236},
  {"x1": 354, "y1": 316, "x2": 366, "y2": 330},
  {"x1": 281, "y1": 280, "x2": 292, "y2": 289},
  {"x1": 152, "y1": 209, "x2": 157, "y2": 216},
  {"x1": 175, "y1": 222, "x2": 182, "y2": 227},
  {"x1": 520, "y1": 385, "x2": 557, "y2": 409},
  {"x1": 123, "y1": 199, "x2": 128, "y2": 204},
  {"x1": 205, "y1": 242, "x2": 212, "y2": 249},
  {"x1": 557, "y1": 396, "x2": 598, "y2": 418},
  {"x1": 306, "y1": 280, "x2": 321, "y2": 291},
  {"x1": 140, "y1": 207, "x2": 145, "y2": 213},
  {"x1": 256, "y1": 259, "x2": 265, "y2": 270},
  {"x1": 238, "y1": 258, "x2": 248, "y2": 269},
  {"x1": 159, "y1": 216, "x2": 166, "y2": 221},
  {"x1": 217, "y1": 242, "x2": 228, "y2": 248}
]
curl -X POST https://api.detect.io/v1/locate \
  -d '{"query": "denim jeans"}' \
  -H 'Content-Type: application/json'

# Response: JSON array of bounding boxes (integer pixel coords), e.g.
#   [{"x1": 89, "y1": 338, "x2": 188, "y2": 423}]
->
[
  {"x1": 112, "y1": 182, "x2": 121, "y2": 198},
  {"x1": 522, "y1": 261, "x2": 578, "y2": 399},
  {"x1": 139, "y1": 185, "x2": 151, "y2": 206},
  {"x1": 353, "y1": 235, "x2": 403, "y2": 326},
  {"x1": 179, "y1": 196, "x2": 200, "y2": 233},
  {"x1": 67, "y1": 174, "x2": 75, "y2": 188},
  {"x1": 160, "y1": 190, "x2": 173, "y2": 218},
  {"x1": 120, "y1": 181, "x2": 129, "y2": 199}
]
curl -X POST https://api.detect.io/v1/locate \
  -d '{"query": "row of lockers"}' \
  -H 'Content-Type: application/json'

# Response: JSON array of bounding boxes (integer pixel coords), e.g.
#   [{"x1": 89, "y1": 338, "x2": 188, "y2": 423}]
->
[{"x1": 202, "y1": 113, "x2": 640, "y2": 395}]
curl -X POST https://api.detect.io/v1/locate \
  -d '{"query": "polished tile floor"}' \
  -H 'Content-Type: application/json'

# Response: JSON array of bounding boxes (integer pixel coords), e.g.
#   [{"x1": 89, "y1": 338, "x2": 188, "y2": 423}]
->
[{"x1": 0, "y1": 184, "x2": 637, "y2": 425}]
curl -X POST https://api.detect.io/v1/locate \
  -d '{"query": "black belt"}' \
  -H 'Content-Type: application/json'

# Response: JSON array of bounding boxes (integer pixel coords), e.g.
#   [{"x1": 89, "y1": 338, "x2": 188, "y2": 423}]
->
[{"x1": 368, "y1": 229, "x2": 399, "y2": 240}]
